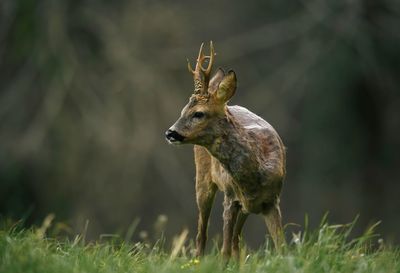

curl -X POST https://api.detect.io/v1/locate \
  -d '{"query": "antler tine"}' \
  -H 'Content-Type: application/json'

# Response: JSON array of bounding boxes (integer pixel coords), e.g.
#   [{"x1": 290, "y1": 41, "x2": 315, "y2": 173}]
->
[
  {"x1": 201, "y1": 41, "x2": 215, "y2": 76},
  {"x1": 195, "y1": 42, "x2": 205, "y2": 72},
  {"x1": 187, "y1": 42, "x2": 205, "y2": 75},
  {"x1": 187, "y1": 58, "x2": 194, "y2": 74}
]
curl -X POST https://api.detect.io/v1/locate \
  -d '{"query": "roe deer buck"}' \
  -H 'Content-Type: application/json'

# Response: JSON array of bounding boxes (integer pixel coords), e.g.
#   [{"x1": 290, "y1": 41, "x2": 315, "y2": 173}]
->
[{"x1": 165, "y1": 42, "x2": 286, "y2": 260}]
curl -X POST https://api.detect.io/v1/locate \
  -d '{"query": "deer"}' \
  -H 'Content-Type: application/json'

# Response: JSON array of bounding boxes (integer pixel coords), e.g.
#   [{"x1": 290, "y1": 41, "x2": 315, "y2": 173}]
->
[{"x1": 165, "y1": 42, "x2": 286, "y2": 260}]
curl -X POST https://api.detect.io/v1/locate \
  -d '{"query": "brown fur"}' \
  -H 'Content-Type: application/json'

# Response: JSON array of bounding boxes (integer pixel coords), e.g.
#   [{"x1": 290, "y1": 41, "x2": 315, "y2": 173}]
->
[{"x1": 166, "y1": 44, "x2": 286, "y2": 260}]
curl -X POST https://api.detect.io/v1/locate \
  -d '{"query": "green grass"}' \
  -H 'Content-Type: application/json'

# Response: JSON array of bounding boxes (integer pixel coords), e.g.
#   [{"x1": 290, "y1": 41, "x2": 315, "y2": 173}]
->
[{"x1": 0, "y1": 217, "x2": 399, "y2": 273}]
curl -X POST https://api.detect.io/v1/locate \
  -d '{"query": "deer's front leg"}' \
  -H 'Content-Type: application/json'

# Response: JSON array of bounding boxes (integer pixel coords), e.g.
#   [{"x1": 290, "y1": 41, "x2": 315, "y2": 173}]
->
[
  {"x1": 195, "y1": 181, "x2": 217, "y2": 257},
  {"x1": 221, "y1": 195, "x2": 240, "y2": 261}
]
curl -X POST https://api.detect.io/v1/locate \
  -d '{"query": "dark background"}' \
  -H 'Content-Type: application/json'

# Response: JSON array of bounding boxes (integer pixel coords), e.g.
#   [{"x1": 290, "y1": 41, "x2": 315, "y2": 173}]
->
[{"x1": 1, "y1": 0, "x2": 399, "y2": 247}]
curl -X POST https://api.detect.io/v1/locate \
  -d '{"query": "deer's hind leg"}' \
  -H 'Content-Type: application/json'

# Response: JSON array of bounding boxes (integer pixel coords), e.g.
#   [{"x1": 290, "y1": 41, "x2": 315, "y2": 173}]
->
[
  {"x1": 221, "y1": 195, "x2": 241, "y2": 261},
  {"x1": 262, "y1": 200, "x2": 286, "y2": 251},
  {"x1": 194, "y1": 146, "x2": 217, "y2": 257},
  {"x1": 232, "y1": 210, "x2": 248, "y2": 260}
]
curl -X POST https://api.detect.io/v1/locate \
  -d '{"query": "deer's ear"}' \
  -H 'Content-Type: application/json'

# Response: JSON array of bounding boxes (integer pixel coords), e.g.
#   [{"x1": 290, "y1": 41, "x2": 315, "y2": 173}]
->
[
  {"x1": 214, "y1": 70, "x2": 237, "y2": 103},
  {"x1": 208, "y1": 68, "x2": 225, "y2": 93}
]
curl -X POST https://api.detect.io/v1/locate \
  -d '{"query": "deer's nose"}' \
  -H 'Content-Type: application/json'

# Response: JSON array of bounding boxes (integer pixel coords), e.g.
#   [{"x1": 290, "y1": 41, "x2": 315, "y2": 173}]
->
[{"x1": 165, "y1": 129, "x2": 185, "y2": 142}]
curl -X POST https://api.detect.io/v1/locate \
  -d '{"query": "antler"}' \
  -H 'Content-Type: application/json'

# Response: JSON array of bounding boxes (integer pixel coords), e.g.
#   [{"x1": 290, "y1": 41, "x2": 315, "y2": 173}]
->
[{"x1": 187, "y1": 41, "x2": 215, "y2": 95}]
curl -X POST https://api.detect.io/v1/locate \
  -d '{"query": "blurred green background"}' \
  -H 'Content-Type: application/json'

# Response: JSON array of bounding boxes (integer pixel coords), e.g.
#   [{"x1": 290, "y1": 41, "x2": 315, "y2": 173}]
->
[{"x1": 0, "y1": 0, "x2": 399, "y2": 247}]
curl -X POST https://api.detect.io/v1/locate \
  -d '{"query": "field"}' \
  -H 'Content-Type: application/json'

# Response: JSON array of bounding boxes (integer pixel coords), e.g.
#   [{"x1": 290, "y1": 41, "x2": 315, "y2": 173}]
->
[{"x1": 0, "y1": 217, "x2": 399, "y2": 273}]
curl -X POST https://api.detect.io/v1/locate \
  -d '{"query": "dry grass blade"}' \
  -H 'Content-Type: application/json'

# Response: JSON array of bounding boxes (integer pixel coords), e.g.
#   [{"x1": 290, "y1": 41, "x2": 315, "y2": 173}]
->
[
  {"x1": 35, "y1": 214, "x2": 55, "y2": 239},
  {"x1": 170, "y1": 228, "x2": 189, "y2": 260}
]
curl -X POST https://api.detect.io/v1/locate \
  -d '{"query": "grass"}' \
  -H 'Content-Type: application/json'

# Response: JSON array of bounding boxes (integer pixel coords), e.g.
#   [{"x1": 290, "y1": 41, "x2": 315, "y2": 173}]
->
[{"x1": 0, "y1": 216, "x2": 399, "y2": 273}]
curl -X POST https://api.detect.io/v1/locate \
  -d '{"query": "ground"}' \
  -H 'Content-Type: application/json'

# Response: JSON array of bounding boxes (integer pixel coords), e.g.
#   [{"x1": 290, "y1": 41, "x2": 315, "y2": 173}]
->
[{"x1": 0, "y1": 218, "x2": 399, "y2": 273}]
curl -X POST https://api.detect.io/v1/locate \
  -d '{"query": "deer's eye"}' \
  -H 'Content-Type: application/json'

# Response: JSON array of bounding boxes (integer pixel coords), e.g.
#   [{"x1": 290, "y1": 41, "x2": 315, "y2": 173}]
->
[{"x1": 193, "y1": 111, "x2": 205, "y2": 119}]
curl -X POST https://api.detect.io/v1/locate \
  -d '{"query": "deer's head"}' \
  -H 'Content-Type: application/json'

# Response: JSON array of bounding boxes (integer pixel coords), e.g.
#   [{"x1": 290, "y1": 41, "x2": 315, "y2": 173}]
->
[{"x1": 165, "y1": 42, "x2": 237, "y2": 146}]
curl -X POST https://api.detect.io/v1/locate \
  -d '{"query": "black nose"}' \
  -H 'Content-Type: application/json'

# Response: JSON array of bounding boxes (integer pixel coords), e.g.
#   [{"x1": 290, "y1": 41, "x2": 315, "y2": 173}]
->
[{"x1": 165, "y1": 129, "x2": 185, "y2": 142}]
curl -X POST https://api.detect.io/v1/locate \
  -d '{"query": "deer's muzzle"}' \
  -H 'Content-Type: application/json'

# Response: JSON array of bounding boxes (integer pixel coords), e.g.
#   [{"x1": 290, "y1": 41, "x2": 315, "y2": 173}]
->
[{"x1": 165, "y1": 129, "x2": 185, "y2": 144}]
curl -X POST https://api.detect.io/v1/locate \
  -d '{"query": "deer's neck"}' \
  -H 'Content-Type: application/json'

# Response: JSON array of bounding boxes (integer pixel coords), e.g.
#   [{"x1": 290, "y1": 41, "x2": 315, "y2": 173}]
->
[{"x1": 206, "y1": 114, "x2": 265, "y2": 185}]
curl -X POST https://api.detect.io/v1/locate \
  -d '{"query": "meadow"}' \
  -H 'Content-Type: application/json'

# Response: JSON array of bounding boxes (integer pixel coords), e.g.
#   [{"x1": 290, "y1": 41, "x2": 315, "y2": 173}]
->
[{"x1": 0, "y1": 216, "x2": 399, "y2": 273}]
